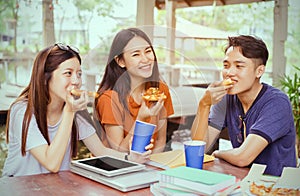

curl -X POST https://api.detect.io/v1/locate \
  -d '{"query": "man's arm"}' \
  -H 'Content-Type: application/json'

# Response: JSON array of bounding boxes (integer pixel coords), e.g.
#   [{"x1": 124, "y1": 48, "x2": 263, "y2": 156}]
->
[
  {"x1": 191, "y1": 81, "x2": 231, "y2": 153},
  {"x1": 190, "y1": 103, "x2": 210, "y2": 141},
  {"x1": 204, "y1": 126, "x2": 221, "y2": 153},
  {"x1": 190, "y1": 102, "x2": 220, "y2": 153},
  {"x1": 213, "y1": 134, "x2": 268, "y2": 167}
]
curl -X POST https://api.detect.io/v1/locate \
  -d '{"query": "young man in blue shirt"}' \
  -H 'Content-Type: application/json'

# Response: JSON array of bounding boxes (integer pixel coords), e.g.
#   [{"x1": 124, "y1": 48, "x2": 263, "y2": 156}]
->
[{"x1": 191, "y1": 35, "x2": 296, "y2": 176}]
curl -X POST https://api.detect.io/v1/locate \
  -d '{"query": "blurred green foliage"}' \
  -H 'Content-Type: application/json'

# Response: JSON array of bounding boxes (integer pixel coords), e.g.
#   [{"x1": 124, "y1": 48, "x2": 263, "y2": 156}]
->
[
  {"x1": 280, "y1": 65, "x2": 300, "y2": 137},
  {"x1": 0, "y1": 125, "x2": 7, "y2": 176}
]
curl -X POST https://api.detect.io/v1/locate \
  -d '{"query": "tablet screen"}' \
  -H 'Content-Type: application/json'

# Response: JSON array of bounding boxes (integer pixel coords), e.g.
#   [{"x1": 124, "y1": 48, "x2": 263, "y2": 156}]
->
[{"x1": 78, "y1": 156, "x2": 137, "y2": 171}]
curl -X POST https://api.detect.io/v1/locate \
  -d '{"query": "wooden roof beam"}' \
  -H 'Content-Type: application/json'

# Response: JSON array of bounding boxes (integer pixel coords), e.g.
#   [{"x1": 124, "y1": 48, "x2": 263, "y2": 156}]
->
[
  {"x1": 220, "y1": 0, "x2": 226, "y2": 5},
  {"x1": 183, "y1": 0, "x2": 192, "y2": 7}
]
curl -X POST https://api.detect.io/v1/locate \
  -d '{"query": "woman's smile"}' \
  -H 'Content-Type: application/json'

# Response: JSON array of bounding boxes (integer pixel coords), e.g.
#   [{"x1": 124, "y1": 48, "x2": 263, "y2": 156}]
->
[{"x1": 138, "y1": 64, "x2": 152, "y2": 70}]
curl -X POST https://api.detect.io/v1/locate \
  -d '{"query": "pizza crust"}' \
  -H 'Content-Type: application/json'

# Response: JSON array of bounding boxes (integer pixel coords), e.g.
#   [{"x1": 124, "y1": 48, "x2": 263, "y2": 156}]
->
[{"x1": 71, "y1": 89, "x2": 99, "y2": 98}]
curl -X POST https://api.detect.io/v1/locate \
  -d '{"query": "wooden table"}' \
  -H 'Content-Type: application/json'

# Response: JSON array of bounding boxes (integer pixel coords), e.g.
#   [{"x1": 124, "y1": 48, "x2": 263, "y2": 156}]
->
[{"x1": 0, "y1": 158, "x2": 249, "y2": 196}]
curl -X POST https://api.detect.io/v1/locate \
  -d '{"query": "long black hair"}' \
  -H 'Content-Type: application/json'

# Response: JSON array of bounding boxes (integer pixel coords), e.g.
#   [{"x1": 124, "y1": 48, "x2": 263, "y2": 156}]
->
[
  {"x1": 6, "y1": 44, "x2": 81, "y2": 157},
  {"x1": 95, "y1": 28, "x2": 160, "y2": 111}
]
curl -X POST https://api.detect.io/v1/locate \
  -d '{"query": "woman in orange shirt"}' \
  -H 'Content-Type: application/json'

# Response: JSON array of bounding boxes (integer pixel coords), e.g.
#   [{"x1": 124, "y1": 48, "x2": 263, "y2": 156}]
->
[{"x1": 94, "y1": 28, "x2": 174, "y2": 153}]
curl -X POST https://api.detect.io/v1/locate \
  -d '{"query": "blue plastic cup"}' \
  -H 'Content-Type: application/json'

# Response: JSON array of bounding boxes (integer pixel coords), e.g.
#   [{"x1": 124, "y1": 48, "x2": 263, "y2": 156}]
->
[
  {"x1": 131, "y1": 120, "x2": 156, "y2": 153},
  {"x1": 184, "y1": 140, "x2": 206, "y2": 169}
]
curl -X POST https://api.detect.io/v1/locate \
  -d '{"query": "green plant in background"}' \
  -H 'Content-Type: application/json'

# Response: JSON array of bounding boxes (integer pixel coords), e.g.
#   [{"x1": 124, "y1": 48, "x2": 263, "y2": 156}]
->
[
  {"x1": 0, "y1": 125, "x2": 7, "y2": 176},
  {"x1": 74, "y1": 141, "x2": 92, "y2": 160},
  {"x1": 280, "y1": 65, "x2": 300, "y2": 159},
  {"x1": 280, "y1": 65, "x2": 300, "y2": 136}
]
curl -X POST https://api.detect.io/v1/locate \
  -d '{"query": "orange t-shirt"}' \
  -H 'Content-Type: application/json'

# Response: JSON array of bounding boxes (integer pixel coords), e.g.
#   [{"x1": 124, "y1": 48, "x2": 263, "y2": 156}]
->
[{"x1": 96, "y1": 82, "x2": 174, "y2": 146}]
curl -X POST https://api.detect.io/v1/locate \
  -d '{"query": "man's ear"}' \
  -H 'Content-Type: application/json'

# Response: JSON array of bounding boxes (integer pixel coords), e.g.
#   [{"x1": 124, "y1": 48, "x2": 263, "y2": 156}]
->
[
  {"x1": 114, "y1": 56, "x2": 125, "y2": 68},
  {"x1": 256, "y1": 64, "x2": 265, "y2": 78}
]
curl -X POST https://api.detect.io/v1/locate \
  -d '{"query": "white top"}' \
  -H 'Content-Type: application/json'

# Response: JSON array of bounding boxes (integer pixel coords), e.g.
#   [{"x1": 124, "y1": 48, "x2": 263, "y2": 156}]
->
[{"x1": 2, "y1": 101, "x2": 95, "y2": 177}]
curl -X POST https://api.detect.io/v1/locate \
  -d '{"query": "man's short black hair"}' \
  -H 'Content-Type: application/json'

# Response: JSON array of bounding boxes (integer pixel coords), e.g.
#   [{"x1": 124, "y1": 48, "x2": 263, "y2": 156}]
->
[{"x1": 225, "y1": 35, "x2": 269, "y2": 66}]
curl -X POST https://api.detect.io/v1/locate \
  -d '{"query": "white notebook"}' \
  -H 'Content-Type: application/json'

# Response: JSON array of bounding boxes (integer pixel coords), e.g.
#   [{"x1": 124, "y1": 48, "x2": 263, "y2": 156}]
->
[{"x1": 70, "y1": 161, "x2": 158, "y2": 192}]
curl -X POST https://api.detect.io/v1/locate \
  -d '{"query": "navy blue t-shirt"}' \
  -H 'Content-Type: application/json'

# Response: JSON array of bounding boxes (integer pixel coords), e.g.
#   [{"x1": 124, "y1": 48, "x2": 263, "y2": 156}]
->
[{"x1": 209, "y1": 83, "x2": 296, "y2": 176}]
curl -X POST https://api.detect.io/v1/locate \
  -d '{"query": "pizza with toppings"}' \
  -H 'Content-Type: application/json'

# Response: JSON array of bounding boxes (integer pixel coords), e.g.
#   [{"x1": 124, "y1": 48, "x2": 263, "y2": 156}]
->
[
  {"x1": 142, "y1": 87, "x2": 167, "y2": 102},
  {"x1": 249, "y1": 182, "x2": 300, "y2": 195}
]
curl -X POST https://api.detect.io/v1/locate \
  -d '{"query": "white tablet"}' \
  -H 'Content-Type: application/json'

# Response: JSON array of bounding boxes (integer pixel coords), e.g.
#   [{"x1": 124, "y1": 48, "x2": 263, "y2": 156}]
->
[{"x1": 71, "y1": 155, "x2": 146, "y2": 177}]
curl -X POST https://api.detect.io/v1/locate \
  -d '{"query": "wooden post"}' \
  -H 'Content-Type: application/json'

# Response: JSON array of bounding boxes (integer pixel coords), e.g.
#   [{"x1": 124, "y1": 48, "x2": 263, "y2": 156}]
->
[
  {"x1": 136, "y1": 0, "x2": 155, "y2": 41},
  {"x1": 272, "y1": 0, "x2": 288, "y2": 86},
  {"x1": 165, "y1": 0, "x2": 178, "y2": 86},
  {"x1": 42, "y1": 0, "x2": 55, "y2": 47}
]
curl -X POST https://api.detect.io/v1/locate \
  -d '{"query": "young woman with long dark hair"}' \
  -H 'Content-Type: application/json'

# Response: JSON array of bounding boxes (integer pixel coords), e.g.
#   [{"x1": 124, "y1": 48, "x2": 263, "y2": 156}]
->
[
  {"x1": 95, "y1": 28, "x2": 174, "y2": 153},
  {"x1": 3, "y1": 43, "x2": 151, "y2": 177}
]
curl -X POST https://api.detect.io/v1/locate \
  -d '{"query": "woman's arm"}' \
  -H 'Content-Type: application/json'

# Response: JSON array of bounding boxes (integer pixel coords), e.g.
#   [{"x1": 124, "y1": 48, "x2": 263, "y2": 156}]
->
[
  {"x1": 83, "y1": 133, "x2": 125, "y2": 158},
  {"x1": 104, "y1": 99, "x2": 165, "y2": 152},
  {"x1": 83, "y1": 133, "x2": 152, "y2": 164},
  {"x1": 30, "y1": 106, "x2": 75, "y2": 173},
  {"x1": 30, "y1": 92, "x2": 89, "y2": 173},
  {"x1": 105, "y1": 124, "x2": 133, "y2": 152}
]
